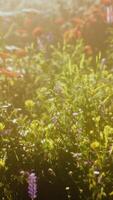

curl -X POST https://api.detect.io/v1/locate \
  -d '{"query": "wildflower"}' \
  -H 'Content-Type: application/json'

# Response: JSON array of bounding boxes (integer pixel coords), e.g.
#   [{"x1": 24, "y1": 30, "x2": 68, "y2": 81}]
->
[
  {"x1": 14, "y1": 49, "x2": 27, "y2": 58},
  {"x1": 90, "y1": 141, "x2": 100, "y2": 149},
  {"x1": 94, "y1": 171, "x2": 100, "y2": 175},
  {"x1": 28, "y1": 172, "x2": 37, "y2": 200},
  {"x1": 0, "y1": 68, "x2": 22, "y2": 78},
  {"x1": 0, "y1": 52, "x2": 10, "y2": 60},
  {"x1": 68, "y1": 171, "x2": 73, "y2": 176},
  {"x1": 72, "y1": 112, "x2": 78, "y2": 117},
  {"x1": 5, "y1": 45, "x2": 20, "y2": 53},
  {"x1": 101, "y1": 0, "x2": 113, "y2": 23},
  {"x1": 101, "y1": 0, "x2": 112, "y2": 6},
  {"x1": 32, "y1": 27, "x2": 43, "y2": 38},
  {"x1": 65, "y1": 187, "x2": 70, "y2": 191}
]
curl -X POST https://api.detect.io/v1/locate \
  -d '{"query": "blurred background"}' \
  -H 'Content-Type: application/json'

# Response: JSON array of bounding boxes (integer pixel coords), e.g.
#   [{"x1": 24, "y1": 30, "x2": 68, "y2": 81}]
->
[{"x1": 0, "y1": 0, "x2": 99, "y2": 12}]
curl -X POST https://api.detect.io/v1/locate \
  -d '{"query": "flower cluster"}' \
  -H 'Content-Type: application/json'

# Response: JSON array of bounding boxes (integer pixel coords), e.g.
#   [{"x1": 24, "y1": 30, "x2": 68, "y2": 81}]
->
[{"x1": 28, "y1": 172, "x2": 37, "y2": 200}]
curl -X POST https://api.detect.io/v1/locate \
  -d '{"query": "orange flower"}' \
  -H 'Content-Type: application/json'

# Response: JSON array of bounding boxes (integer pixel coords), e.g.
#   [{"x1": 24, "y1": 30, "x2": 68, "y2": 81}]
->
[
  {"x1": 84, "y1": 45, "x2": 93, "y2": 56},
  {"x1": 14, "y1": 49, "x2": 27, "y2": 58},
  {"x1": 32, "y1": 27, "x2": 43, "y2": 37},
  {"x1": 0, "y1": 68, "x2": 22, "y2": 78},
  {"x1": 101, "y1": 0, "x2": 112, "y2": 6},
  {"x1": 0, "y1": 52, "x2": 10, "y2": 60}
]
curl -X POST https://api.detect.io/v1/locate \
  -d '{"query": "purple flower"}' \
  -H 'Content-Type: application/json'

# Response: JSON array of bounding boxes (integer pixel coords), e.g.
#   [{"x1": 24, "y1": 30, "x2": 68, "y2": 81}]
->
[{"x1": 28, "y1": 172, "x2": 37, "y2": 200}]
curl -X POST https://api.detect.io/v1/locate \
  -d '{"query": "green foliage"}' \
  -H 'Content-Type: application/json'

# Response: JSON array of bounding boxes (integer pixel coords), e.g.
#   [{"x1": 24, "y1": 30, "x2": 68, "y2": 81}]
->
[{"x1": 0, "y1": 40, "x2": 113, "y2": 200}]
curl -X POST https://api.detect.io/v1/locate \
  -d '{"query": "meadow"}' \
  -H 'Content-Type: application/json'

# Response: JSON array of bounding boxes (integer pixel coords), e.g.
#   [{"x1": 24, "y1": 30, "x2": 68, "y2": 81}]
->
[{"x1": 1, "y1": 0, "x2": 113, "y2": 200}]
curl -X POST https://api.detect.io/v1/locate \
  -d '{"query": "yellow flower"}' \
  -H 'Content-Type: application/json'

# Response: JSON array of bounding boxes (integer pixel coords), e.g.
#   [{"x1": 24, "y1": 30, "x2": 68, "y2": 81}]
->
[
  {"x1": 90, "y1": 141, "x2": 100, "y2": 149},
  {"x1": 0, "y1": 159, "x2": 5, "y2": 168}
]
